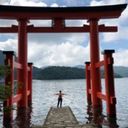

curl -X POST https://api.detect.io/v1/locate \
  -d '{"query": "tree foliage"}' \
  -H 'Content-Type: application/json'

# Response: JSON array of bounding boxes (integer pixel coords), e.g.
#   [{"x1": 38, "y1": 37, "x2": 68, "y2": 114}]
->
[
  {"x1": 0, "y1": 85, "x2": 11, "y2": 101},
  {"x1": 0, "y1": 65, "x2": 11, "y2": 101},
  {"x1": 33, "y1": 66, "x2": 85, "y2": 80}
]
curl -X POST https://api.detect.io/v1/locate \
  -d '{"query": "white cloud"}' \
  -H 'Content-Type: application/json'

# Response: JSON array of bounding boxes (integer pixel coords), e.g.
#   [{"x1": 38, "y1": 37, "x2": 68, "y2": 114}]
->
[
  {"x1": 9, "y1": 0, "x2": 47, "y2": 6},
  {"x1": 119, "y1": 5, "x2": 128, "y2": 24},
  {"x1": 0, "y1": 38, "x2": 18, "y2": 52},
  {"x1": 50, "y1": 3, "x2": 59, "y2": 7},
  {"x1": 29, "y1": 20, "x2": 52, "y2": 27},
  {"x1": 0, "y1": 0, "x2": 9, "y2": 5},
  {"x1": 90, "y1": 0, "x2": 126, "y2": 6},
  {"x1": 101, "y1": 9, "x2": 128, "y2": 43},
  {"x1": 2, "y1": 37, "x2": 128, "y2": 68},
  {"x1": 114, "y1": 49, "x2": 128, "y2": 66},
  {"x1": 0, "y1": 36, "x2": 90, "y2": 67},
  {"x1": 65, "y1": 20, "x2": 87, "y2": 27},
  {"x1": 0, "y1": 20, "x2": 17, "y2": 27},
  {"x1": 103, "y1": 25, "x2": 128, "y2": 42},
  {"x1": 90, "y1": 0, "x2": 104, "y2": 6},
  {"x1": 28, "y1": 41, "x2": 90, "y2": 67},
  {"x1": 28, "y1": 33, "x2": 88, "y2": 45}
]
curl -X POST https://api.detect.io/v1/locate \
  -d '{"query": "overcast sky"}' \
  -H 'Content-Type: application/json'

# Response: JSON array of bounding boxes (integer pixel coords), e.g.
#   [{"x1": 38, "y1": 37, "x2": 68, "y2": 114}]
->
[{"x1": 0, "y1": 0, "x2": 128, "y2": 67}]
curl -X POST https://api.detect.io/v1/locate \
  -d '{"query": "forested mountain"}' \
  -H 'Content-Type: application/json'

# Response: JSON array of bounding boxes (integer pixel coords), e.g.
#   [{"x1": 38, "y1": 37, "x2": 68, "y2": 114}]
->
[
  {"x1": 33, "y1": 66, "x2": 85, "y2": 80},
  {"x1": 33, "y1": 66, "x2": 122, "y2": 80},
  {"x1": 114, "y1": 66, "x2": 128, "y2": 77}
]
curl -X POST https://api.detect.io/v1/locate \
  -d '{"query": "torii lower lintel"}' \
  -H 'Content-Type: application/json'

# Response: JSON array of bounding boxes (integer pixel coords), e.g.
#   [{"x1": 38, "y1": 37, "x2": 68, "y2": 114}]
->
[{"x1": 0, "y1": 24, "x2": 117, "y2": 33}]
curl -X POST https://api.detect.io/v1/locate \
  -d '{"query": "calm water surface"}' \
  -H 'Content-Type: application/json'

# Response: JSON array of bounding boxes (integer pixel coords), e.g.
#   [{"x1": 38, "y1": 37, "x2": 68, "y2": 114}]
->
[
  {"x1": 0, "y1": 78, "x2": 128, "y2": 128},
  {"x1": 32, "y1": 79, "x2": 87, "y2": 126}
]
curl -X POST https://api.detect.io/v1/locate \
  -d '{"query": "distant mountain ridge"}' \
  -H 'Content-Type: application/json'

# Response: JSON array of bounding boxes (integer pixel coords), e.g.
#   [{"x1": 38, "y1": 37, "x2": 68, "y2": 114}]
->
[
  {"x1": 0, "y1": 50, "x2": 128, "y2": 79},
  {"x1": 33, "y1": 66, "x2": 85, "y2": 80},
  {"x1": 33, "y1": 66, "x2": 123, "y2": 80},
  {"x1": 113, "y1": 66, "x2": 128, "y2": 77},
  {"x1": 75, "y1": 65, "x2": 128, "y2": 77}
]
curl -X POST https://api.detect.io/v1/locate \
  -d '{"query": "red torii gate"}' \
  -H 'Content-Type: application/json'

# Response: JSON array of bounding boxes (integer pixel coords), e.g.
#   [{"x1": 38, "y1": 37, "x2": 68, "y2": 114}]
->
[{"x1": 0, "y1": 3, "x2": 126, "y2": 123}]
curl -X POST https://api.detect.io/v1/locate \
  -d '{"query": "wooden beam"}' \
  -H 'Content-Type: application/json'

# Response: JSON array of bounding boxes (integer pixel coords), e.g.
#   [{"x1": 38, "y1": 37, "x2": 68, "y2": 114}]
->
[
  {"x1": 0, "y1": 25, "x2": 117, "y2": 33},
  {"x1": 0, "y1": 4, "x2": 126, "y2": 19}
]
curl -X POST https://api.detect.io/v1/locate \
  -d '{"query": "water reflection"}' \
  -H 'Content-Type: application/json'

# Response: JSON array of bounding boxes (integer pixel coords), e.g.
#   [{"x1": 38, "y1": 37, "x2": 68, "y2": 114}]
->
[
  {"x1": 13, "y1": 106, "x2": 32, "y2": 128},
  {"x1": 86, "y1": 104, "x2": 119, "y2": 128},
  {"x1": 2, "y1": 105, "x2": 32, "y2": 128},
  {"x1": 86, "y1": 105, "x2": 102, "y2": 127},
  {"x1": 86, "y1": 105, "x2": 93, "y2": 124},
  {"x1": 107, "y1": 116, "x2": 119, "y2": 128}
]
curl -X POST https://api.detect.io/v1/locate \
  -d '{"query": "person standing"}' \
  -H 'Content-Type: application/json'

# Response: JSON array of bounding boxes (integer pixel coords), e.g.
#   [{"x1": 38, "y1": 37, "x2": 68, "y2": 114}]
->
[{"x1": 56, "y1": 90, "x2": 65, "y2": 108}]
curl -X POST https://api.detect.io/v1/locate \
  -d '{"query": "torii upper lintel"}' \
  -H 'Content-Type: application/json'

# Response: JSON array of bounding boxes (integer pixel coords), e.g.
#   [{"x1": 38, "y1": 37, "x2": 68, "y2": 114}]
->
[{"x1": 0, "y1": 4, "x2": 127, "y2": 19}]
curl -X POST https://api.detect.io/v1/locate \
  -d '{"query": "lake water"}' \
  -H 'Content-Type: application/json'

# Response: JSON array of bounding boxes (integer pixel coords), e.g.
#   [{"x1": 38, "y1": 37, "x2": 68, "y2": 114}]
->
[{"x1": 0, "y1": 78, "x2": 128, "y2": 128}]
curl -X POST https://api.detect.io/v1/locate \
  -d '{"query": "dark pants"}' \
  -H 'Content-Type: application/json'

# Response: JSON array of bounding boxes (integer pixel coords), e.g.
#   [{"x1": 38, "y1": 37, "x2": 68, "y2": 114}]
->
[{"x1": 57, "y1": 98, "x2": 62, "y2": 108}]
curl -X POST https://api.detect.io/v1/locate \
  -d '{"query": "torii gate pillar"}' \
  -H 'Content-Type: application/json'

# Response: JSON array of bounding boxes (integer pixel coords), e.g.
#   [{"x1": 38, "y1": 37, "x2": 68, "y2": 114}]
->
[
  {"x1": 89, "y1": 19, "x2": 102, "y2": 120},
  {"x1": 17, "y1": 19, "x2": 28, "y2": 108}
]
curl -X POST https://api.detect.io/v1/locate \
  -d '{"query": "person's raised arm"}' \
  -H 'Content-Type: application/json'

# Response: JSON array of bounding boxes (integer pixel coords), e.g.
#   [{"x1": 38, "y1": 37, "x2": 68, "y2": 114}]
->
[
  {"x1": 54, "y1": 93, "x2": 59, "y2": 95},
  {"x1": 61, "y1": 93, "x2": 67, "y2": 95}
]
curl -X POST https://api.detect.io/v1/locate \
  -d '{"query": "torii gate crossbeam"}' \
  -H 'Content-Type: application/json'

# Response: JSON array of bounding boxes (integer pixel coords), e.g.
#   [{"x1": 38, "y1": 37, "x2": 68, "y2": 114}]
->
[
  {"x1": 0, "y1": 24, "x2": 117, "y2": 33},
  {"x1": 0, "y1": 4, "x2": 126, "y2": 19}
]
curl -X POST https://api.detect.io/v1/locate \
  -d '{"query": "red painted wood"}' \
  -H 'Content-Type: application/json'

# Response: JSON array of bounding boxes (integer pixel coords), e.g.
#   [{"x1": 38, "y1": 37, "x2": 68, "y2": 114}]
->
[
  {"x1": 17, "y1": 19, "x2": 28, "y2": 108},
  {"x1": 0, "y1": 25, "x2": 117, "y2": 33},
  {"x1": 14, "y1": 62, "x2": 22, "y2": 69},
  {"x1": 97, "y1": 92, "x2": 107, "y2": 101},
  {"x1": 103, "y1": 50, "x2": 116, "y2": 118},
  {"x1": 12, "y1": 94, "x2": 22, "y2": 103},
  {"x1": 85, "y1": 62, "x2": 91, "y2": 105},
  {"x1": 88, "y1": 89, "x2": 92, "y2": 94},
  {"x1": 89, "y1": 19, "x2": 102, "y2": 118},
  {"x1": 27, "y1": 90, "x2": 30, "y2": 96},
  {"x1": 0, "y1": 4, "x2": 126, "y2": 19},
  {"x1": 28, "y1": 63, "x2": 33, "y2": 106},
  {"x1": 95, "y1": 60, "x2": 104, "y2": 68}
]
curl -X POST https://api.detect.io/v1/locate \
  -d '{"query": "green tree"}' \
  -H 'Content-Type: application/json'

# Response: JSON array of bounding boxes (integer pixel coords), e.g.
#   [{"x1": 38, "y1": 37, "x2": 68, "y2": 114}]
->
[{"x1": 0, "y1": 65, "x2": 11, "y2": 111}]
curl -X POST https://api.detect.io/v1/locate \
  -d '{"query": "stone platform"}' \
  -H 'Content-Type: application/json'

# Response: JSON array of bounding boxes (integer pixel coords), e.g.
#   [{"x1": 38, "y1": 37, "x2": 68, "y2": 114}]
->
[{"x1": 42, "y1": 106, "x2": 96, "y2": 128}]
